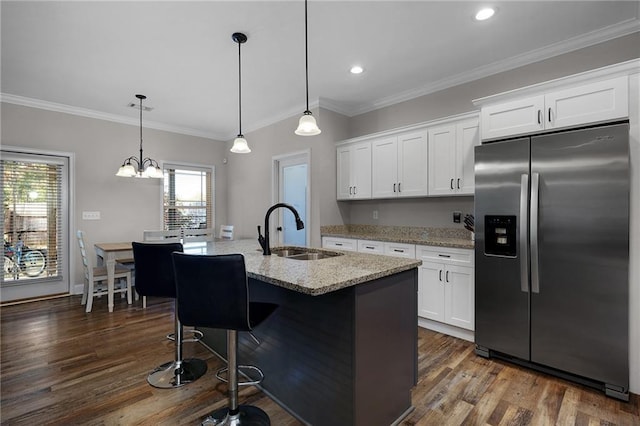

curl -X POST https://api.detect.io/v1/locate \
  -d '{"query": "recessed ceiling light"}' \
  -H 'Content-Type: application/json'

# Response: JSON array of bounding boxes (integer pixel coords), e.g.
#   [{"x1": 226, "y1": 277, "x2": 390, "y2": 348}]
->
[
  {"x1": 350, "y1": 65, "x2": 364, "y2": 75},
  {"x1": 475, "y1": 7, "x2": 495, "y2": 21}
]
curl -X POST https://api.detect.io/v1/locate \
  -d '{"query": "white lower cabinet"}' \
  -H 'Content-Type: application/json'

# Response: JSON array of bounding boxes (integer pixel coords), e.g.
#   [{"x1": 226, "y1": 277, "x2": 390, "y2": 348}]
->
[
  {"x1": 417, "y1": 246, "x2": 474, "y2": 331},
  {"x1": 321, "y1": 237, "x2": 357, "y2": 252},
  {"x1": 383, "y1": 242, "x2": 416, "y2": 258},
  {"x1": 357, "y1": 239, "x2": 384, "y2": 255}
]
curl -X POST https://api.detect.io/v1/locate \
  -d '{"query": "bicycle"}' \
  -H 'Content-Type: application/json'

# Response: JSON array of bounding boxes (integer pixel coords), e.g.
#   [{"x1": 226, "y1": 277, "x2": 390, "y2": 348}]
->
[{"x1": 3, "y1": 231, "x2": 47, "y2": 280}]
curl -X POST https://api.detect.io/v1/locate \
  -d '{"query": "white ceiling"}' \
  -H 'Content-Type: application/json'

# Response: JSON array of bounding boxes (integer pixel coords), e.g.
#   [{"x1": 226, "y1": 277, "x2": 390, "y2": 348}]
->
[{"x1": 2, "y1": 1, "x2": 639, "y2": 141}]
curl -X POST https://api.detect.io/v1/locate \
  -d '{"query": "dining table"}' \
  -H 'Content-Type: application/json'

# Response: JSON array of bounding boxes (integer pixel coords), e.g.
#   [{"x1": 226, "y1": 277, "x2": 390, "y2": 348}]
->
[{"x1": 94, "y1": 242, "x2": 133, "y2": 312}]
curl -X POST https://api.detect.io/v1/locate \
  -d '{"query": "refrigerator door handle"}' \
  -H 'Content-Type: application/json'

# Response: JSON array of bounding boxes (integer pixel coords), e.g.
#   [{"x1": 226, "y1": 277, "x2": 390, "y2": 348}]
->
[
  {"x1": 531, "y1": 172, "x2": 540, "y2": 294},
  {"x1": 519, "y1": 174, "x2": 529, "y2": 293}
]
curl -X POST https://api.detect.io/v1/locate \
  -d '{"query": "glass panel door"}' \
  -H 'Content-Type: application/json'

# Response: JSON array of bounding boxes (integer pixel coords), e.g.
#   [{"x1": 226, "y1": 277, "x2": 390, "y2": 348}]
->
[{"x1": 1, "y1": 151, "x2": 69, "y2": 302}]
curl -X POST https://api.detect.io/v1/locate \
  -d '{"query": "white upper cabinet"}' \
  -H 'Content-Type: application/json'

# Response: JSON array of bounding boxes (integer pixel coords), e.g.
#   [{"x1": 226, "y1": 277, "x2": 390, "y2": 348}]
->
[
  {"x1": 480, "y1": 76, "x2": 629, "y2": 141},
  {"x1": 545, "y1": 76, "x2": 628, "y2": 129},
  {"x1": 371, "y1": 136, "x2": 399, "y2": 198},
  {"x1": 337, "y1": 141, "x2": 371, "y2": 200},
  {"x1": 372, "y1": 130, "x2": 428, "y2": 199},
  {"x1": 428, "y1": 118, "x2": 479, "y2": 196}
]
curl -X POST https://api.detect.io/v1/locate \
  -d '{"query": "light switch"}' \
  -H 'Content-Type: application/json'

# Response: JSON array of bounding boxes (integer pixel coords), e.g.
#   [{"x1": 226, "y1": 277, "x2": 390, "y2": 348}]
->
[{"x1": 82, "y1": 211, "x2": 101, "y2": 220}]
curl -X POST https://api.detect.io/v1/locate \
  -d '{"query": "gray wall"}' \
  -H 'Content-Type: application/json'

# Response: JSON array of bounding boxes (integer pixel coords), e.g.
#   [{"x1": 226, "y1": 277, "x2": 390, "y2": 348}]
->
[
  {"x1": 1, "y1": 103, "x2": 228, "y2": 288},
  {"x1": 349, "y1": 32, "x2": 640, "y2": 137},
  {"x1": 225, "y1": 107, "x2": 350, "y2": 246}
]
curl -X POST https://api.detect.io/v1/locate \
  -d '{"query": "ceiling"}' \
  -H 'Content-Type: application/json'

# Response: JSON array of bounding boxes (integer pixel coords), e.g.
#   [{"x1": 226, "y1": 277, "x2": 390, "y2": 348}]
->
[{"x1": 2, "y1": 1, "x2": 639, "y2": 141}]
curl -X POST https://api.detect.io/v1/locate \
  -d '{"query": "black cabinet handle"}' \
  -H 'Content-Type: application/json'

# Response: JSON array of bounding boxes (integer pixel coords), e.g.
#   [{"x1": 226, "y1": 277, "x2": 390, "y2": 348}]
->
[
  {"x1": 450, "y1": 178, "x2": 454, "y2": 190},
  {"x1": 349, "y1": 186, "x2": 352, "y2": 195},
  {"x1": 398, "y1": 182, "x2": 401, "y2": 192},
  {"x1": 439, "y1": 270, "x2": 443, "y2": 282},
  {"x1": 276, "y1": 226, "x2": 282, "y2": 231},
  {"x1": 393, "y1": 183, "x2": 396, "y2": 192},
  {"x1": 438, "y1": 254, "x2": 451, "y2": 258},
  {"x1": 457, "y1": 178, "x2": 461, "y2": 189},
  {"x1": 446, "y1": 271, "x2": 450, "y2": 283},
  {"x1": 393, "y1": 249, "x2": 404, "y2": 253},
  {"x1": 335, "y1": 243, "x2": 343, "y2": 246},
  {"x1": 548, "y1": 107, "x2": 552, "y2": 123},
  {"x1": 354, "y1": 186, "x2": 357, "y2": 195},
  {"x1": 537, "y1": 109, "x2": 542, "y2": 125}
]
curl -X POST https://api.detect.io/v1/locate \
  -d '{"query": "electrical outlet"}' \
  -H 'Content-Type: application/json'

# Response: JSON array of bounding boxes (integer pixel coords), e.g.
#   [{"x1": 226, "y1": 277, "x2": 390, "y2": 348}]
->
[
  {"x1": 82, "y1": 211, "x2": 101, "y2": 220},
  {"x1": 453, "y1": 211, "x2": 461, "y2": 223},
  {"x1": 373, "y1": 210, "x2": 379, "y2": 220}
]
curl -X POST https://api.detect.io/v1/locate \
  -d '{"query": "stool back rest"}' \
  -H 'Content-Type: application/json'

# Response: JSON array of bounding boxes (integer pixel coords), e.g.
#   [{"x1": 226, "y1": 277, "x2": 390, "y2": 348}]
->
[
  {"x1": 172, "y1": 252, "x2": 251, "y2": 331},
  {"x1": 132, "y1": 242, "x2": 183, "y2": 298},
  {"x1": 76, "y1": 230, "x2": 92, "y2": 280}
]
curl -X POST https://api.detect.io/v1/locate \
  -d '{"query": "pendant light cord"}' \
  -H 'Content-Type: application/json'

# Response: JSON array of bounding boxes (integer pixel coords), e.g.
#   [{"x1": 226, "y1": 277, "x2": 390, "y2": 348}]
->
[
  {"x1": 304, "y1": 0, "x2": 310, "y2": 113},
  {"x1": 139, "y1": 95, "x2": 144, "y2": 165},
  {"x1": 238, "y1": 38, "x2": 243, "y2": 135}
]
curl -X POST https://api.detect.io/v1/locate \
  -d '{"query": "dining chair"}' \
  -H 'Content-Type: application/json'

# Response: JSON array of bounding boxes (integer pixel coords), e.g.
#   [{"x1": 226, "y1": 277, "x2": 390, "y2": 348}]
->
[
  {"x1": 77, "y1": 230, "x2": 132, "y2": 313},
  {"x1": 219, "y1": 225, "x2": 234, "y2": 240},
  {"x1": 142, "y1": 229, "x2": 183, "y2": 243},
  {"x1": 182, "y1": 228, "x2": 215, "y2": 244}
]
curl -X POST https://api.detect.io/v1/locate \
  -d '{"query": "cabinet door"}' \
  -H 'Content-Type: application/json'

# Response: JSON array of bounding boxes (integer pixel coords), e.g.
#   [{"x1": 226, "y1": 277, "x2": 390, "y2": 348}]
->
[
  {"x1": 546, "y1": 76, "x2": 628, "y2": 130},
  {"x1": 428, "y1": 124, "x2": 456, "y2": 195},
  {"x1": 481, "y1": 95, "x2": 544, "y2": 140},
  {"x1": 336, "y1": 146, "x2": 353, "y2": 200},
  {"x1": 444, "y1": 265, "x2": 474, "y2": 330},
  {"x1": 418, "y1": 262, "x2": 445, "y2": 322},
  {"x1": 456, "y1": 119, "x2": 479, "y2": 195},
  {"x1": 351, "y1": 142, "x2": 372, "y2": 199},
  {"x1": 397, "y1": 130, "x2": 428, "y2": 197},
  {"x1": 371, "y1": 136, "x2": 398, "y2": 198}
]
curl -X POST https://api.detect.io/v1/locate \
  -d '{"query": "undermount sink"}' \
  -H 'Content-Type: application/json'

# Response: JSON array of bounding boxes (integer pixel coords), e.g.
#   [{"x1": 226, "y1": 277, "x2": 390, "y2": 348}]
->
[{"x1": 271, "y1": 247, "x2": 344, "y2": 261}]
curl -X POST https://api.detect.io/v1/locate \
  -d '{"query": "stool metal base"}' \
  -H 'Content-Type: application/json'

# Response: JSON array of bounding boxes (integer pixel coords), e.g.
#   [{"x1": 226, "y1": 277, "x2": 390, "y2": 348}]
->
[
  {"x1": 202, "y1": 405, "x2": 270, "y2": 426},
  {"x1": 147, "y1": 358, "x2": 207, "y2": 388}
]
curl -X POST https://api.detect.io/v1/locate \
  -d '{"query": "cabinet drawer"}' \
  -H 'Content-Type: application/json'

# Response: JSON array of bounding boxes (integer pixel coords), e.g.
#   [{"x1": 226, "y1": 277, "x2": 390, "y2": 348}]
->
[
  {"x1": 357, "y1": 240, "x2": 384, "y2": 255},
  {"x1": 416, "y1": 245, "x2": 473, "y2": 265},
  {"x1": 383, "y1": 242, "x2": 416, "y2": 258},
  {"x1": 321, "y1": 237, "x2": 357, "y2": 252}
]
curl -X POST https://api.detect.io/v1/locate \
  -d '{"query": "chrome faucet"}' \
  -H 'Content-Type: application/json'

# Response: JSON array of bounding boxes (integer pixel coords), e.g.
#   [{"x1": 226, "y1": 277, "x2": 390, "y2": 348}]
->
[{"x1": 257, "y1": 203, "x2": 305, "y2": 255}]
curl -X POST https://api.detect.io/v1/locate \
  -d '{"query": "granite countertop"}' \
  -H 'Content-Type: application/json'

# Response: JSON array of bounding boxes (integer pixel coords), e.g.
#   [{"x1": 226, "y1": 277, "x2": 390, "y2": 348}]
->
[
  {"x1": 184, "y1": 239, "x2": 421, "y2": 296},
  {"x1": 321, "y1": 224, "x2": 474, "y2": 250}
]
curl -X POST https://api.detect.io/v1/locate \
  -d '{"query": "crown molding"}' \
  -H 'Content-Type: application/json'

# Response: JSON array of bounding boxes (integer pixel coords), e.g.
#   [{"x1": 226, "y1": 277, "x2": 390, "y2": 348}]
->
[
  {"x1": 0, "y1": 93, "x2": 227, "y2": 141},
  {"x1": 346, "y1": 19, "x2": 640, "y2": 117}
]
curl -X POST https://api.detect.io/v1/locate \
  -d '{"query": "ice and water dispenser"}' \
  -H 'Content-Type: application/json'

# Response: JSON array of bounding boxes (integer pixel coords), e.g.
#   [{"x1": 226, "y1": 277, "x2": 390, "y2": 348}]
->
[{"x1": 484, "y1": 215, "x2": 517, "y2": 257}]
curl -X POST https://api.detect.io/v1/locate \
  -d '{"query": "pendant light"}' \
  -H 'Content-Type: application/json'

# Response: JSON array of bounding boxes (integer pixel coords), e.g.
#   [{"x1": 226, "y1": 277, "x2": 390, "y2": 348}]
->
[
  {"x1": 230, "y1": 32, "x2": 251, "y2": 154},
  {"x1": 295, "y1": 0, "x2": 321, "y2": 136},
  {"x1": 116, "y1": 94, "x2": 163, "y2": 178}
]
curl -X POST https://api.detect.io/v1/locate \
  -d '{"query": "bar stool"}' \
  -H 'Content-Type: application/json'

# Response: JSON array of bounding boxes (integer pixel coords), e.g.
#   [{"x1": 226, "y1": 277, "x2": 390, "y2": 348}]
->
[
  {"x1": 131, "y1": 242, "x2": 207, "y2": 388},
  {"x1": 172, "y1": 252, "x2": 277, "y2": 426}
]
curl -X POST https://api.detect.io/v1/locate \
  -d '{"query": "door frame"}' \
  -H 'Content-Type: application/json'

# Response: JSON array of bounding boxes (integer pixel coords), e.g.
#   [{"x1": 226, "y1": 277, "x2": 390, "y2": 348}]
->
[
  {"x1": 272, "y1": 149, "x2": 311, "y2": 246},
  {"x1": 1, "y1": 145, "x2": 75, "y2": 302}
]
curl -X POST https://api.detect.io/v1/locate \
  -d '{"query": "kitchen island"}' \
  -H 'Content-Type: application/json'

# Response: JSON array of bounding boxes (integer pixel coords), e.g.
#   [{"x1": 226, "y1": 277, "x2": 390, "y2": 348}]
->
[{"x1": 184, "y1": 239, "x2": 421, "y2": 426}]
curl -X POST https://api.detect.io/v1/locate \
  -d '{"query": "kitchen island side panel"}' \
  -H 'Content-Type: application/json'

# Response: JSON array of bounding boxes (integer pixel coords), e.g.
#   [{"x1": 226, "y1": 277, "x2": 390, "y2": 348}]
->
[{"x1": 199, "y1": 269, "x2": 418, "y2": 426}]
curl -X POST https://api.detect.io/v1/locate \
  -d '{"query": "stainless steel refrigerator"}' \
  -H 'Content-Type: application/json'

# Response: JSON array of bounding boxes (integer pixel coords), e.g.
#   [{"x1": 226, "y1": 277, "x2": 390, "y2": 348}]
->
[{"x1": 474, "y1": 122, "x2": 630, "y2": 401}]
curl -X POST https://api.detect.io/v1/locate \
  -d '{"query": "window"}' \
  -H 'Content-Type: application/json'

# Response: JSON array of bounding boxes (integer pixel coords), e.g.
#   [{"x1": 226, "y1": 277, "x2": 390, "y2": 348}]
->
[
  {"x1": 163, "y1": 163, "x2": 214, "y2": 231},
  {"x1": 2, "y1": 150, "x2": 69, "y2": 300}
]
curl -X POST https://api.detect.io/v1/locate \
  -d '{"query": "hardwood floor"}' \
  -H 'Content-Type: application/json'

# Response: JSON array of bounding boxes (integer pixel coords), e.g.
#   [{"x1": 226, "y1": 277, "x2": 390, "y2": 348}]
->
[{"x1": 1, "y1": 295, "x2": 638, "y2": 425}]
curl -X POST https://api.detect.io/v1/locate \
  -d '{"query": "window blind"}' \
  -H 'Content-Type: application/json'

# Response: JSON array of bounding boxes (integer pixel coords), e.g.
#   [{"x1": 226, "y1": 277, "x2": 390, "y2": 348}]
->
[
  {"x1": 162, "y1": 164, "x2": 214, "y2": 231},
  {"x1": 2, "y1": 157, "x2": 64, "y2": 283}
]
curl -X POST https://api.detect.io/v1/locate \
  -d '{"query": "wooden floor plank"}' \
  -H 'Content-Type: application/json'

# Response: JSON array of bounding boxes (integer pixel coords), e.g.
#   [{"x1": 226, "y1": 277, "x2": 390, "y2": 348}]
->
[{"x1": 1, "y1": 296, "x2": 638, "y2": 425}]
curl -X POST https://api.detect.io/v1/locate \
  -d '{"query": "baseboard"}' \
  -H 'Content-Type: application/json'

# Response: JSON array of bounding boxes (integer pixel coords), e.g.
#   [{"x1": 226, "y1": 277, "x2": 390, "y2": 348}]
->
[{"x1": 418, "y1": 317, "x2": 475, "y2": 342}]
